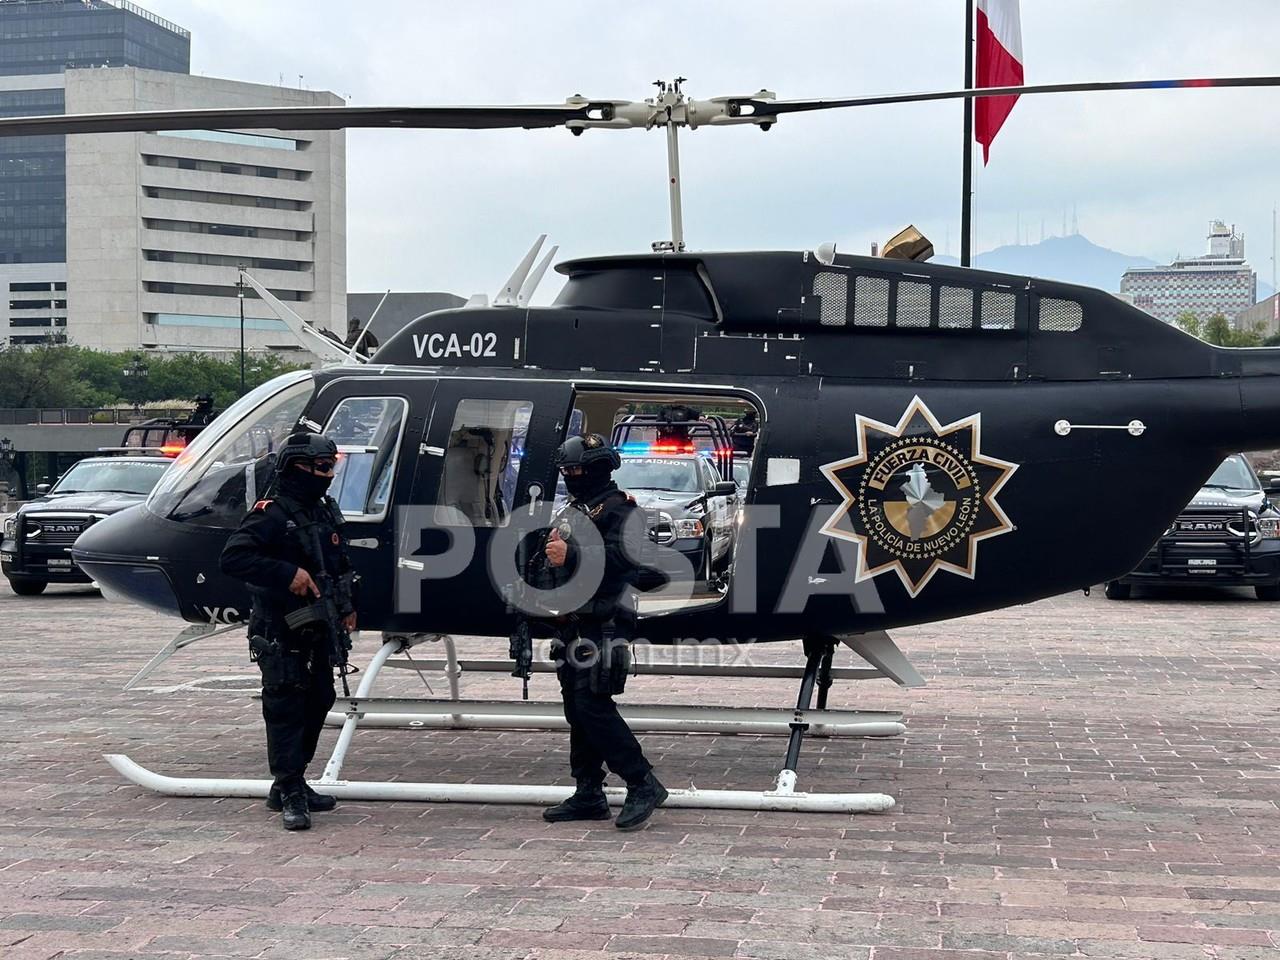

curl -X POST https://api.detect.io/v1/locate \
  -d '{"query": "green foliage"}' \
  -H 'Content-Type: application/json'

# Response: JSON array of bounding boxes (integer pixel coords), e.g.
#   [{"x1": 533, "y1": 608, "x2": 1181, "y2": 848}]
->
[
  {"x1": 1173, "y1": 311, "x2": 1263, "y2": 348},
  {"x1": 0, "y1": 344, "x2": 307, "y2": 411},
  {"x1": 1174, "y1": 311, "x2": 1201, "y2": 338}
]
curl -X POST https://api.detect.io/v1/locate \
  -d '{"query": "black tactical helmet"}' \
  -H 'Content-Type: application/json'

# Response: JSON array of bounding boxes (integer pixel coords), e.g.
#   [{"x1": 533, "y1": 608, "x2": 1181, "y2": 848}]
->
[
  {"x1": 276, "y1": 431, "x2": 339, "y2": 473},
  {"x1": 554, "y1": 433, "x2": 621, "y2": 471}
]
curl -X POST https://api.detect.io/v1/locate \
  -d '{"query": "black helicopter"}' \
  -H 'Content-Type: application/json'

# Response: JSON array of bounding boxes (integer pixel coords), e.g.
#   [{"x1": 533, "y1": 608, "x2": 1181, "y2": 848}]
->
[{"x1": 2, "y1": 75, "x2": 1275, "y2": 649}]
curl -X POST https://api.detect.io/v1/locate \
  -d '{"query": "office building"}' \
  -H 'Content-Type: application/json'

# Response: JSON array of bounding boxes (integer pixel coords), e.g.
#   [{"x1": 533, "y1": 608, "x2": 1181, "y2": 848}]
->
[
  {"x1": 1, "y1": 0, "x2": 346, "y2": 353},
  {"x1": 1120, "y1": 221, "x2": 1257, "y2": 325},
  {"x1": 1236, "y1": 292, "x2": 1280, "y2": 339}
]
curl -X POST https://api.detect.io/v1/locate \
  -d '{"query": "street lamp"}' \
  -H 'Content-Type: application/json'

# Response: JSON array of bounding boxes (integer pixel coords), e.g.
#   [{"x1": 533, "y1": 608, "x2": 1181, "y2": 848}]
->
[
  {"x1": 238, "y1": 265, "x2": 246, "y2": 396},
  {"x1": 0, "y1": 436, "x2": 18, "y2": 503},
  {"x1": 122, "y1": 353, "x2": 149, "y2": 414}
]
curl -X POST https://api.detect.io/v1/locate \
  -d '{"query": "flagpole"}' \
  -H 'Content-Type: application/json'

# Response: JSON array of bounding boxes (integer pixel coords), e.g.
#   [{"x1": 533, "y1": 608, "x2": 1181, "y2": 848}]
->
[{"x1": 960, "y1": 0, "x2": 975, "y2": 267}]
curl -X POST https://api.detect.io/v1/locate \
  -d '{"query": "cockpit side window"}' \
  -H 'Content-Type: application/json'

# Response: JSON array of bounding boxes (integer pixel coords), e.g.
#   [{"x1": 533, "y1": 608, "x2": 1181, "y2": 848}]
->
[
  {"x1": 323, "y1": 396, "x2": 408, "y2": 521},
  {"x1": 146, "y1": 372, "x2": 314, "y2": 528},
  {"x1": 1037, "y1": 297, "x2": 1084, "y2": 332},
  {"x1": 436, "y1": 398, "x2": 532, "y2": 527}
]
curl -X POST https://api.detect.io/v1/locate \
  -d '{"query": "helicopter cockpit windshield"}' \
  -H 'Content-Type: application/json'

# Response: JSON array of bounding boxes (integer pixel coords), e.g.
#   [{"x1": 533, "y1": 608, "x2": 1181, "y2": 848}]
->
[{"x1": 146, "y1": 371, "x2": 316, "y2": 528}]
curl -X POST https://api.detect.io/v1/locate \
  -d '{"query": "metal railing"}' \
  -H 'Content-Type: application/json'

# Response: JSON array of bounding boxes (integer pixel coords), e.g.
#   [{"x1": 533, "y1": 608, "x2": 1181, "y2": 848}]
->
[
  {"x1": 0, "y1": 408, "x2": 191, "y2": 426},
  {"x1": 103, "y1": 0, "x2": 191, "y2": 39}
]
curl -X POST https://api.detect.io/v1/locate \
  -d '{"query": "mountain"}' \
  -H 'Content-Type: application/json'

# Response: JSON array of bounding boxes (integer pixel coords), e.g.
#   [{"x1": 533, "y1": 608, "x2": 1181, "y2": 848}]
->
[{"x1": 933, "y1": 234, "x2": 1160, "y2": 292}]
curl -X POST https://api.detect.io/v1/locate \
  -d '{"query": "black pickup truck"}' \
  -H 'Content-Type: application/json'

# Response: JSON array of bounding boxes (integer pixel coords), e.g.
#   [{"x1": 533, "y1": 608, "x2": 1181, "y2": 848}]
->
[
  {"x1": 1105, "y1": 453, "x2": 1280, "y2": 600},
  {"x1": 2, "y1": 456, "x2": 172, "y2": 595}
]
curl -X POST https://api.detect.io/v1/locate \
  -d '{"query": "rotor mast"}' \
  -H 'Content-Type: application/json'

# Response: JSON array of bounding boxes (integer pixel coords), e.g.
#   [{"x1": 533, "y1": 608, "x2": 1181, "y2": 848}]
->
[
  {"x1": 656, "y1": 79, "x2": 687, "y2": 253},
  {"x1": 565, "y1": 78, "x2": 778, "y2": 254}
]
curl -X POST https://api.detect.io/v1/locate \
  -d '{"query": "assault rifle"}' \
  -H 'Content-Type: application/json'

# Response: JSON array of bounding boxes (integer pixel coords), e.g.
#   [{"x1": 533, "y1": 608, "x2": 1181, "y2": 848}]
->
[
  {"x1": 286, "y1": 511, "x2": 358, "y2": 696},
  {"x1": 508, "y1": 512, "x2": 573, "y2": 700}
]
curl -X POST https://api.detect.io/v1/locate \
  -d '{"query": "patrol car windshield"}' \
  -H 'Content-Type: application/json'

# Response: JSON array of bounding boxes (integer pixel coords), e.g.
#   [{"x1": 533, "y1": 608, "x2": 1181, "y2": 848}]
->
[
  {"x1": 615, "y1": 457, "x2": 699, "y2": 492},
  {"x1": 53, "y1": 460, "x2": 169, "y2": 495},
  {"x1": 1204, "y1": 456, "x2": 1257, "y2": 491}
]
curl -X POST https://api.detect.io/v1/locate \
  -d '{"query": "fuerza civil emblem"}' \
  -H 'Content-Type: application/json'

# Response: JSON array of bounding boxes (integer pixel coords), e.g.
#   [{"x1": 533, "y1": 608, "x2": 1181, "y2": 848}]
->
[{"x1": 819, "y1": 396, "x2": 1018, "y2": 597}]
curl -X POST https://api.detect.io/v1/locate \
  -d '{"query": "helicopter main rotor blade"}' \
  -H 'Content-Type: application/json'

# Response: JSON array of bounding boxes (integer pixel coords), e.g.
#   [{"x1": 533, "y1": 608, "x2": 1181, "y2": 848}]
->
[
  {"x1": 739, "y1": 75, "x2": 1280, "y2": 120},
  {"x1": 0, "y1": 102, "x2": 605, "y2": 138},
  {"x1": 3, "y1": 75, "x2": 1278, "y2": 140}
]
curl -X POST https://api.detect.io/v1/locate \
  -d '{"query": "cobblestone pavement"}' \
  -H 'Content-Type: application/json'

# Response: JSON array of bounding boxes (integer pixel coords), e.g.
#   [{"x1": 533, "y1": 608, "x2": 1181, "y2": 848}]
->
[{"x1": 1, "y1": 580, "x2": 1279, "y2": 960}]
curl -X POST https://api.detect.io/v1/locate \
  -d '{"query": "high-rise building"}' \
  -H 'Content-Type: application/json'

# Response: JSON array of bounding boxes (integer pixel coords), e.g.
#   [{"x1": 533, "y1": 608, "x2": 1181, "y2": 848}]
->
[
  {"x1": 0, "y1": 0, "x2": 346, "y2": 353},
  {"x1": 1119, "y1": 221, "x2": 1257, "y2": 325}
]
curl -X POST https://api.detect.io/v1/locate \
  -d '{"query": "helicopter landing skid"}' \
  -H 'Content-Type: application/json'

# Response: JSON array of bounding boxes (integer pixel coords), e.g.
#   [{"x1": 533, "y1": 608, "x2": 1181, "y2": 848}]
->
[
  {"x1": 123, "y1": 621, "x2": 244, "y2": 691},
  {"x1": 323, "y1": 630, "x2": 921, "y2": 737},
  {"x1": 105, "y1": 633, "x2": 899, "y2": 813},
  {"x1": 105, "y1": 633, "x2": 911, "y2": 813}
]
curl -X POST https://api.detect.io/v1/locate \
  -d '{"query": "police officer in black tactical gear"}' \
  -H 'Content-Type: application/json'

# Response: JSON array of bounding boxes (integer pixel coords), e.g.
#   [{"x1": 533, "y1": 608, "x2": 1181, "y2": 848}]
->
[
  {"x1": 537, "y1": 433, "x2": 667, "y2": 830},
  {"x1": 219, "y1": 432, "x2": 357, "y2": 831}
]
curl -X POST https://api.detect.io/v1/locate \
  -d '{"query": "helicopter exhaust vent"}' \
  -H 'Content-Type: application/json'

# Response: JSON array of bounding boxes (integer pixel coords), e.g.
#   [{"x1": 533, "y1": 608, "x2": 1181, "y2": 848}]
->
[
  {"x1": 813, "y1": 272, "x2": 848, "y2": 326},
  {"x1": 1038, "y1": 297, "x2": 1084, "y2": 332},
  {"x1": 882, "y1": 225, "x2": 934, "y2": 262}
]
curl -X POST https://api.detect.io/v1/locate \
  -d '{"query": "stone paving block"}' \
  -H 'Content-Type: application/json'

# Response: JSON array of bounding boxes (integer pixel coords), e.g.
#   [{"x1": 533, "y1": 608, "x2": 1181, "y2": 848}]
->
[
  {"x1": 7, "y1": 584, "x2": 1280, "y2": 960},
  {"x1": 606, "y1": 934, "x2": 739, "y2": 957}
]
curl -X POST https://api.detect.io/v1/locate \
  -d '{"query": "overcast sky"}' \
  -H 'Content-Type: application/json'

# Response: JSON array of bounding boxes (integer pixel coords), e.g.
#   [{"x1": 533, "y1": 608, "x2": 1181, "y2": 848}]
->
[{"x1": 141, "y1": 0, "x2": 1280, "y2": 300}]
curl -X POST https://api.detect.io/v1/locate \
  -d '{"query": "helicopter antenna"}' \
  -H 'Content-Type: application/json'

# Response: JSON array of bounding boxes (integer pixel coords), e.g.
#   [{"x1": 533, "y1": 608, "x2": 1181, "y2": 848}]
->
[
  {"x1": 238, "y1": 269, "x2": 357, "y2": 365},
  {"x1": 344, "y1": 289, "x2": 390, "y2": 364},
  {"x1": 495, "y1": 234, "x2": 547, "y2": 306},
  {"x1": 517, "y1": 243, "x2": 558, "y2": 307}
]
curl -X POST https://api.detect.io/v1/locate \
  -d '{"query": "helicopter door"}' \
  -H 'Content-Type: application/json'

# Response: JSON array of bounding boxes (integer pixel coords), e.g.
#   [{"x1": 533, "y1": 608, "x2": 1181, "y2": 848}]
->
[
  {"x1": 306, "y1": 377, "x2": 436, "y2": 624},
  {"x1": 396, "y1": 379, "x2": 574, "y2": 635}
]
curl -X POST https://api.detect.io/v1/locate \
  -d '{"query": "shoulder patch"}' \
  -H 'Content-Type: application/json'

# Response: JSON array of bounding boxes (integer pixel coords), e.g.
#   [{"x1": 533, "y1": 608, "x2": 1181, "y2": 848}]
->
[{"x1": 252, "y1": 499, "x2": 273, "y2": 513}]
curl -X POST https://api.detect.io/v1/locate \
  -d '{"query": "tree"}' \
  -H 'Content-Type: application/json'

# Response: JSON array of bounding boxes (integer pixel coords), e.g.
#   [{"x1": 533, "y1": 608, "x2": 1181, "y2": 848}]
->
[
  {"x1": 0, "y1": 344, "x2": 104, "y2": 408},
  {"x1": 1174, "y1": 311, "x2": 1263, "y2": 348},
  {"x1": 1174, "y1": 311, "x2": 1201, "y2": 339},
  {"x1": 0, "y1": 346, "x2": 307, "y2": 411}
]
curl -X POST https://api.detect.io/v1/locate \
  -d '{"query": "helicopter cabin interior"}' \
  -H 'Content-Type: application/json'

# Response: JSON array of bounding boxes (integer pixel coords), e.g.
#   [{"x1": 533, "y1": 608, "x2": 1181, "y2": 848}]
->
[{"x1": 418, "y1": 384, "x2": 761, "y2": 618}]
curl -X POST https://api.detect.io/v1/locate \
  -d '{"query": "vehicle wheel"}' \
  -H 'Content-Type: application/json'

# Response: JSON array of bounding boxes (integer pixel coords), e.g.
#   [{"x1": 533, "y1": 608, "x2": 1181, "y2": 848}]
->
[
  {"x1": 1255, "y1": 584, "x2": 1280, "y2": 600},
  {"x1": 697, "y1": 545, "x2": 713, "y2": 586},
  {"x1": 1103, "y1": 581, "x2": 1131, "y2": 601},
  {"x1": 8, "y1": 578, "x2": 47, "y2": 597}
]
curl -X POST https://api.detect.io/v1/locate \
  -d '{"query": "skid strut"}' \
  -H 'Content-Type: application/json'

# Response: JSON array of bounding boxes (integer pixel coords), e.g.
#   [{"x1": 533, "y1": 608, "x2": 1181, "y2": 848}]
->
[{"x1": 107, "y1": 632, "x2": 914, "y2": 814}]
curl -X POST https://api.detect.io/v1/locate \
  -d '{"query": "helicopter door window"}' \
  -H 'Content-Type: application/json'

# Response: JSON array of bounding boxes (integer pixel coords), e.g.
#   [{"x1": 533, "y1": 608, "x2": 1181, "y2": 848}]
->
[
  {"x1": 1038, "y1": 297, "x2": 1083, "y2": 332},
  {"x1": 895, "y1": 281, "x2": 931, "y2": 328},
  {"x1": 938, "y1": 286, "x2": 975, "y2": 329},
  {"x1": 436, "y1": 399, "x2": 532, "y2": 527},
  {"x1": 980, "y1": 290, "x2": 1018, "y2": 330},
  {"x1": 852, "y1": 275, "x2": 890, "y2": 327},
  {"x1": 813, "y1": 272, "x2": 848, "y2": 326},
  {"x1": 322, "y1": 396, "x2": 408, "y2": 521}
]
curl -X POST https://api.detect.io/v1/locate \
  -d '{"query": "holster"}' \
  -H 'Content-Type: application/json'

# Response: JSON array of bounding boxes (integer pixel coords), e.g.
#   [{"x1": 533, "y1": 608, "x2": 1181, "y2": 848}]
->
[
  {"x1": 250, "y1": 633, "x2": 307, "y2": 689},
  {"x1": 590, "y1": 628, "x2": 632, "y2": 697}
]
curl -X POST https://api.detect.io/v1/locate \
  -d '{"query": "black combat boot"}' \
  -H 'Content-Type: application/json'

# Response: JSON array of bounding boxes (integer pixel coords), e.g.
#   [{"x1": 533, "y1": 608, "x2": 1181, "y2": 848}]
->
[
  {"x1": 614, "y1": 771, "x2": 667, "y2": 831},
  {"x1": 267, "y1": 784, "x2": 338, "y2": 813},
  {"x1": 542, "y1": 782, "x2": 612, "y2": 822},
  {"x1": 280, "y1": 789, "x2": 311, "y2": 831}
]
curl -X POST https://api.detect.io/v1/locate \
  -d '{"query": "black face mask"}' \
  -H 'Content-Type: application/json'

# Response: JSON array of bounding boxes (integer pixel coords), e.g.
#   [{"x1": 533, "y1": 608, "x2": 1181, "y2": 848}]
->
[
  {"x1": 281, "y1": 466, "x2": 333, "y2": 504},
  {"x1": 563, "y1": 467, "x2": 612, "y2": 502}
]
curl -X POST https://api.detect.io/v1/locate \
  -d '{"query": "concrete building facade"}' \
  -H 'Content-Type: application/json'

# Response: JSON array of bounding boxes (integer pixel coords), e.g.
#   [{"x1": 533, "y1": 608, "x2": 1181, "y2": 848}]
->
[
  {"x1": 1237, "y1": 292, "x2": 1280, "y2": 339},
  {"x1": 1120, "y1": 221, "x2": 1257, "y2": 325},
  {"x1": 0, "y1": 1, "x2": 346, "y2": 354},
  {"x1": 1, "y1": 0, "x2": 192, "y2": 345},
  {"x1": 63, "y1": 67, "x2": 346, "y2": 353}
]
